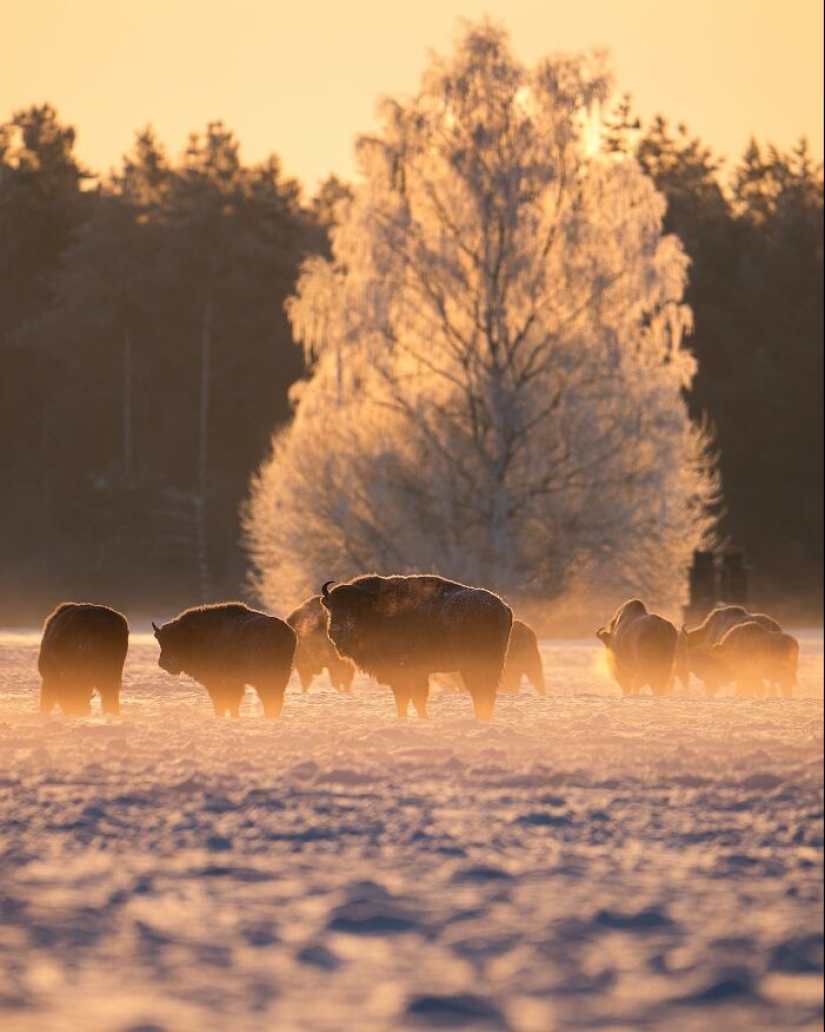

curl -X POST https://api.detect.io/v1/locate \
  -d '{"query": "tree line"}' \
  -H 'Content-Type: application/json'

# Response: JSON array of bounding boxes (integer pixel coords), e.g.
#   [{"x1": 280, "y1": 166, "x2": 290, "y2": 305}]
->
[
  {"x1": 0, "y1": 105, "x2": 348, "y2": 621},
  {"x1": 0, "y1": 96, "x2": 821, "y2": 624},
  {"x1": 608, "y1": 104, "x2": 823, "y2": 619}
]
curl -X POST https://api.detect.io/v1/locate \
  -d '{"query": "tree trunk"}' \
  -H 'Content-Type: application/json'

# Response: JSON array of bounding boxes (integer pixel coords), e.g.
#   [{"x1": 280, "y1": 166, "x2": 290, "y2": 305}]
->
[
  {"x1": 122, "y1": 328, "x2": 133, "y2": 481},
  {"x1": 196, "y1": 297, "x2": 213, "y2": 601}
]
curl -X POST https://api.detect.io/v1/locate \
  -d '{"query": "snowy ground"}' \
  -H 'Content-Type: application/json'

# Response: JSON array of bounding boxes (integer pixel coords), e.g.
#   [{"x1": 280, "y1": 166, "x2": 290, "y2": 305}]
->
[{"x1": 0, "y1": 631, "x2": 822, "y2": 1032}]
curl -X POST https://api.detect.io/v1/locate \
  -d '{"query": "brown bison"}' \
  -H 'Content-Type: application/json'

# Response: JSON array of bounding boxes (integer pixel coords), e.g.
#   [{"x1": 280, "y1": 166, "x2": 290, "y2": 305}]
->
[
  {"x1": 287, "y1": 595, "x2": 355, "y2": 693},
  {"x1": 152, "y1": 603, "x2": 296, "y2": 717},
  {"x1": 320, "y1": 574, "x2": 513, "y2": 720},
  {"x1": 39, "y1": 602, "x2": 129, "y2": 716},
  {"x1": 684, "y1": 605, "x2": 782, "y2": 696},
  {"x1": 710, "y1": 621, "x2": 800, "y2": 698},
  {"x1": 596, "y1": 599, "x2": 678, "y2": 697},
  {"x1": 500, "y1": 619, "x2": 546, "y2": 695},
  {"x1": 431, "y1": 619, "x2": 545, "y2": 696}
]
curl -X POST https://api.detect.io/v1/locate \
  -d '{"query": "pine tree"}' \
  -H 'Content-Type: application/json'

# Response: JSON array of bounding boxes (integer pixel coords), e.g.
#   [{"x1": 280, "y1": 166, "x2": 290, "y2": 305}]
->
[
  {"x1": 0, "y1": 105, "x2": 92, "y2": 597},
  {"x1": 725, "y1": 139, "x2": 824, "y2": 603},
  {"x1": 4, "y1": 121, "x2": 311, "y2": 616}
]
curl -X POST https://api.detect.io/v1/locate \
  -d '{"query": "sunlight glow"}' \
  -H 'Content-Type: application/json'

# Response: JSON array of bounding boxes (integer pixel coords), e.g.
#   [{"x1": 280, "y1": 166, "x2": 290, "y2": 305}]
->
[{"x1": 0, "y1": 1, "x2": 821, "y2": 190}]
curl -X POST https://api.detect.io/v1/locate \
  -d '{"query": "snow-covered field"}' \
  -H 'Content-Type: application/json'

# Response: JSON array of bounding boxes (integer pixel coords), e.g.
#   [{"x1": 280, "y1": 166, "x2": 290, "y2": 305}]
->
[{"x1": 0, "y1": 630, "x2": 822, "y2": 1032}]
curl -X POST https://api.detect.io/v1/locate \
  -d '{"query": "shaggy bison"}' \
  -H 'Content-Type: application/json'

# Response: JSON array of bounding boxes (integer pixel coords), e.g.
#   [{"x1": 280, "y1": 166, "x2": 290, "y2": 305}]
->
[
  {"x1": 501, "y1": 619, "x2": 546, "y2": 695},
  {"x1": 596, "y1": 599, "x2": 678, "y2": 697},
  {"x1": 431, "y1": 618, "x2": 545, "y2": 697},
  {"x1": 684, "y1": 605, "x2": 782, "y2": 696},
  {"x1": 287, "y1": 595, "x2": 355, "y2": 693},
  {"x1": 710, "y1": 621, "x2": 799, "y2": 698},
  {"x1": 39, "y1": 602, "x2": 129, "y2": 716},
  {"x1": 320, "y1": 574, "x2": 512, "y2": 720},
  {"x1": 153, "y1": 603, "x2": 296, "y2": 717}
]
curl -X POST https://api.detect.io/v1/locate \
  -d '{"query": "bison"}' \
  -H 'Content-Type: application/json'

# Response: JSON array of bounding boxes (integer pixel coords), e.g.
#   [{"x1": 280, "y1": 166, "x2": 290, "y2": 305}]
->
[
  {"x1": 500, "y1": 619, "x2": 546, "y2": 695},
  {"x1": 287, "y1": 595, "x2": 355, "y2": 693},
  {"x1": 709, "y1": 621, "x2": 799, "y2": 698},
  {"x1": 684, "y1": 605, "x2": 782, "y2": 696},
  {"x1": 320, "y1": 574, "x2": 513, "y2": 720},
  {"x1": 39, "y1": 602, "x2": 129, "y2": 716},
  {"x1": 152, "y1": 602, "x2": 296, "y2": 717},
  {"x1": 596, "y1": 599, "x2": 678, "y2": 697},
  {"x1": 430, "y1": 619, "x2": 545, "y2": 697}
]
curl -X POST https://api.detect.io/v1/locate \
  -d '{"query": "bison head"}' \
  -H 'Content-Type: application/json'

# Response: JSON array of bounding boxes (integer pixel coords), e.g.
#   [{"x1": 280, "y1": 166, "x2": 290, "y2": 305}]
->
[
  {"x1": 153, "y1": 620, "x2": 186, "y2": 676},
  {"x1": 319, "y1": 580, "x2": 378, "y2": 661}
]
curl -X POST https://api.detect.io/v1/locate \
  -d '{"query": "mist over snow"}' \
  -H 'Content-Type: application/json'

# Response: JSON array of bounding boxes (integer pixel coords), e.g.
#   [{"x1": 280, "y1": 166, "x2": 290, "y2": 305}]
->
[{"x1": 0, "y1": 631, "x2": 822, "y2": 1032}]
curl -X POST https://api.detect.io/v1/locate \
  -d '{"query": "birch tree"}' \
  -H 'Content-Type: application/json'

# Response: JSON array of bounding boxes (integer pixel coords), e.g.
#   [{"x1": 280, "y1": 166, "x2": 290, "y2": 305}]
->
[{"x1": 246, "y1": 21, "x2": 718, "y2": 610}]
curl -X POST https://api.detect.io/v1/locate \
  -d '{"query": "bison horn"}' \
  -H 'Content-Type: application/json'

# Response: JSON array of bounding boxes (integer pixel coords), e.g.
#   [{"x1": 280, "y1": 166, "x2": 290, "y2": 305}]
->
[
  {"x1": 151, "y1": 621, "x2": 160, "y2": 635},
  {"x1": 321, "y1": 581, "x2": 335, "y2": 599}
]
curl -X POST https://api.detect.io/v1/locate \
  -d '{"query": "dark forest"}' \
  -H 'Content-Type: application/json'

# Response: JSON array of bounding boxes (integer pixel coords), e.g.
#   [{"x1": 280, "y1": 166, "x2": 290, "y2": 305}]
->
[{"x1": 0, "y1": 103, "x2": 821, "y2": 623}]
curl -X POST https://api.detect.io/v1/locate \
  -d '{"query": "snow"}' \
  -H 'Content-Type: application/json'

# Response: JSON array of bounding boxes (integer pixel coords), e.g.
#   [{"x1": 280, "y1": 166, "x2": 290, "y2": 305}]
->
[{"x1": 0, "y1": 630, "x2": 822, "y2": 1032}]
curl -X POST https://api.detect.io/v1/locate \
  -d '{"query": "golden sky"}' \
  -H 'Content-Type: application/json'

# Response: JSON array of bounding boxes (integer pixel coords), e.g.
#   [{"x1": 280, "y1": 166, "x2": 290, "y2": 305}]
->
[{"x1": 1, "y1": 0, "x2": 822, "y2": 192}]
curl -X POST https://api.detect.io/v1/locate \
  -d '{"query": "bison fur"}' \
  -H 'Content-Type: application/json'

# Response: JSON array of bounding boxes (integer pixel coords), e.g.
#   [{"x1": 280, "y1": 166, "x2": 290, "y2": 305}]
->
[
  {"x1": 596, "y1": 599, "x2": 678, "y2": 697},
  {"x1": 709, "y1": 621, "x2": 799, "y2": 698},
  {"x1": 684, "y1": 605, "x2": 782, "y2": 696},
  {"x1": 320, "y1": 574, "x2": 512, "y2": 720},
  {"x1": 287, "y1": 595, "x2": 355, "y2": 693},
  {"x1": 500, "y1": 619, "x2": 545, "y2": 695},
  {"x1": 38, "y1": 602, "x2": 129, "y2": 716},
  {"x1": 153, "y1": 602, "x2": 296, "y2": 717}
]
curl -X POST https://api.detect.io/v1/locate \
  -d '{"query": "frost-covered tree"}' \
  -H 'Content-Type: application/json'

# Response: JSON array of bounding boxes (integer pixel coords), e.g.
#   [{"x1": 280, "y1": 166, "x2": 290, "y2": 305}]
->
[{"x1": 246, "y1": 21, "x2": 718, "y2": 611}]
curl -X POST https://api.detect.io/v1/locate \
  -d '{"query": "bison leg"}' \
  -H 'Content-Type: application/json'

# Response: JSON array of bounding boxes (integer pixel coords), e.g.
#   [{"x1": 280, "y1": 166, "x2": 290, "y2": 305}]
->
[
  {"x1": 207, "y1": 684, "x2": 244, "y2": 717},
  {"x1": 460, "y1": 672, "x2": 497, "y2": 720},
  {"x1": 260, "y1": 693, "x2": 285, "y2": 718},
  {"x1": 526, "y1": 656, "x2": 546, "y2": 696},
  {"x1": 211, "y1": 692, "x2": 228, "y2": 716},
  {"x1": 617, "y1": 676, "x2": 635, "y2": 696},
  {"x1": 470, "y1": 687, "x2": 496, "y2": 720},
  {"x1": 296, "y1": 664, "x2": 314, "y2": 693},
  {"x1": 389, "y1": 684, "x2": 412, "y2": 718},
  {"x1": 257, "y1": 680, "x2": 288, "y2": 718},
  {"x1": 329, "y1": 657, "x2": 354, "y2": 693},
  {"x1": 460, "y1": 661, "x2": 502, "y2": 720},
  {"x1": 206, "y1": 687, "x2": 226, "y2": 716},
  {"x1": 98, "y1": 680, "x2": 121, "y2": 716},
  {"x1": 410, "y1": 680, "x2": 430, "y2": 719},
  {"x1": 40, "y1": 678, "x2": 59, "y2": 714},
  {"x1": 227, "y1": 685, "x2": 246, "y2": 716}
]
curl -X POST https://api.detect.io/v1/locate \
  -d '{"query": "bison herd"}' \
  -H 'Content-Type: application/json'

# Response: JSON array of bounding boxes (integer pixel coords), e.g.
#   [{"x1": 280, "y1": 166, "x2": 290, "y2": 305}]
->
[
  {"x1": 36, "y1": 575, "x2": 800, "y2": 719},
  {"x1": 597, "y1": 598, "x2": 799, "y2": 699}
]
